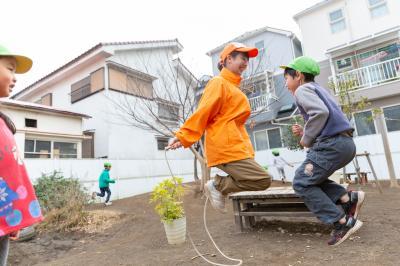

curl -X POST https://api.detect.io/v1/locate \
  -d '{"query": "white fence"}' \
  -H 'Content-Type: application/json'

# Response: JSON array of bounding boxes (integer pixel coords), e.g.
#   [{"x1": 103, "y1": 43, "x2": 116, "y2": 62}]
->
[
  {"x1": 25, "y1": 156, "x2": 197, "y2": 201},
  {"x1": 255, "y1": 131, "x2": 400, "y2": 182}
]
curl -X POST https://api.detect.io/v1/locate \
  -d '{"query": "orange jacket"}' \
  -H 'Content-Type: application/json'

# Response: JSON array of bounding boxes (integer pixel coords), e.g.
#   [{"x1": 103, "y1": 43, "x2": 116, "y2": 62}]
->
[{"x1": 175, "y1": 68, "x2": 254, "y2": 167}]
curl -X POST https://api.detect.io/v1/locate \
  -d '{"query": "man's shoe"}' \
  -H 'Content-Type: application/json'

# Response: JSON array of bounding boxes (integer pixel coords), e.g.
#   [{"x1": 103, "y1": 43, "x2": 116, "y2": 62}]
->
[
  {"x1": 204, "y1": 180, "x2": 226, "y2": 213},
  {"x1": 328, "y1": 216, "x2": 363, "y2": 246},
  {"x1": 104, "y1": 202, "x2": 112, "y2": 206},
  {"x1": 342, "y1": 191, "x2": 365, "y2": 218}
]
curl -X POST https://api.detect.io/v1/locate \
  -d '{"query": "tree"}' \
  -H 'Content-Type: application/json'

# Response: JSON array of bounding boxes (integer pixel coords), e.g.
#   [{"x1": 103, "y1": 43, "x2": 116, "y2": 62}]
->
[{"x1": 332, "y1": 76, "x2": 399, "y2": 188}]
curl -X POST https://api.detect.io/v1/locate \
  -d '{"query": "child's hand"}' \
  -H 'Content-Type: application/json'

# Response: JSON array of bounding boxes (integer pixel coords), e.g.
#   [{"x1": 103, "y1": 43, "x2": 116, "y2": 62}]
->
[
  {"x1": 292, "y1": 124, "x2": 303, "y2": 136},
  {"x1": 167, "y1": 137, "x2": 182, "y2": 150},
  {"x1": 9, "y1": 230, "x2": 20, "y2": 240}
]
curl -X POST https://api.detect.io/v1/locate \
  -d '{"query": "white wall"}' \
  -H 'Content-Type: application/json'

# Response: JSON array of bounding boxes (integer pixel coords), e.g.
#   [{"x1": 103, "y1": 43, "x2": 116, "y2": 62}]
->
[
  {"x1": 296, "y1": 0, "x2": 400, "y2": 61},
  {"x1": 24, "y1": 155, "x2": 196, "y2": 200},
  {"x1": 254, "y1": 133, "x2": 400, "y2": 182}
]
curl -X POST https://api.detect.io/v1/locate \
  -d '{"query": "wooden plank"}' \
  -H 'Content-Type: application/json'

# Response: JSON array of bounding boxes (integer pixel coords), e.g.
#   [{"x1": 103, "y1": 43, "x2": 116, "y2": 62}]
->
[
  {"x1": 229, "y1": 187, "x2": 299, "y2": 199},
  {"x1": 237, "y1": 198, "x2": 305, "y2": 204},
  {"x1": 240, "y1": 211, "x2": 314, "y2": 217}
]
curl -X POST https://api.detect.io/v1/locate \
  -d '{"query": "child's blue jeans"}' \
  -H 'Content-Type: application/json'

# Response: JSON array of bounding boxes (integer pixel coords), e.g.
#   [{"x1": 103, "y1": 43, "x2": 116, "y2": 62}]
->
[
  {"x1": 97, "y1": 187, "x2": 111, "y2": 203},
  {"x1": 293, "y1": 134, "x2": 356, "y2": 224}
]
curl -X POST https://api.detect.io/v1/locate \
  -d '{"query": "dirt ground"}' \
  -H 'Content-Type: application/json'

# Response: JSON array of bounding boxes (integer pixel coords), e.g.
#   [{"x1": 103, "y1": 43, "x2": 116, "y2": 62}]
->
[{"x1": 9, "y1": 180, "x2": 400, "y2": 266}]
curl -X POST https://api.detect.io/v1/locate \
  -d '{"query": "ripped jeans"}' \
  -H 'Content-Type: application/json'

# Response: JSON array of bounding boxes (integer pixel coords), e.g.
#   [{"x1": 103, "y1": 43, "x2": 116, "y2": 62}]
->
[{"x1": 293, "y1": 135, "x2": 356, "y2": 224}]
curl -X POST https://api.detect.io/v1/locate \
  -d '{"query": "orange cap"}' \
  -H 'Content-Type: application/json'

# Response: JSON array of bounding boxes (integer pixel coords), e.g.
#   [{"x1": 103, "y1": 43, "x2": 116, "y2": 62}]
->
[{"x1": 219, "y1": 42, "x2": 259, "y2": 63}]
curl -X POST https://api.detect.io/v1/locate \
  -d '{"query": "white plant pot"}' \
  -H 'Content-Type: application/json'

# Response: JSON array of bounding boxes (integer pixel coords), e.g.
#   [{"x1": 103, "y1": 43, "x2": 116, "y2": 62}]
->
[{"x1": 163, "y1": 216, "x2": 186, "y2": 244}]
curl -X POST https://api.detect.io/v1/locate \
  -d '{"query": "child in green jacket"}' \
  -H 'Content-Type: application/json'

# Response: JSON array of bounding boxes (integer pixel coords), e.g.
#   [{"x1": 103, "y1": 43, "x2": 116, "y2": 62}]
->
[{"x1": 92, "y1": 162, "x2": 115, "y2": 206}]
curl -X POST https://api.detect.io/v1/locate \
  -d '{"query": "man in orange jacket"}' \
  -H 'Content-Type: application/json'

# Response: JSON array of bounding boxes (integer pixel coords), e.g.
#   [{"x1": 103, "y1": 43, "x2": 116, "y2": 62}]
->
[{"x1": 168, "y1": 42, "x2": 272, "y2": 212}]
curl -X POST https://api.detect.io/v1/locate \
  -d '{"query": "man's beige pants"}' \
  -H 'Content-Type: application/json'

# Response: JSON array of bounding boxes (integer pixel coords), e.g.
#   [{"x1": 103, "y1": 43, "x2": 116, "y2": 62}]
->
[{"x1": 214, "y1": 158, "x2": 272, "y2": 195}]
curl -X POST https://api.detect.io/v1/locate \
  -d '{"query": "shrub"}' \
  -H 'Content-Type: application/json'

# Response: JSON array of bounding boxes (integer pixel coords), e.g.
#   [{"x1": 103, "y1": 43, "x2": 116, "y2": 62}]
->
[
  {"x1": 34, "y1": 171, "x2": 89, "y2": 232},
  {"x1": 150, "y1": 176, "x2": 185, "y2": 223}
]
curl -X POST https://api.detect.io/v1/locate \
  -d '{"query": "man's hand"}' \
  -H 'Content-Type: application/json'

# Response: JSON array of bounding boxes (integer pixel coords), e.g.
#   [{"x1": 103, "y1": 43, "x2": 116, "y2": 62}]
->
[
  {"x1": 9, "y1": 230, "x2": 20, "y2": 241},
  {"x1": 292, "y1": 124, "x2": 304, "y2": 137},
  {"x1": 166, "y1": 137, "x2": 182, "y2": 150}
]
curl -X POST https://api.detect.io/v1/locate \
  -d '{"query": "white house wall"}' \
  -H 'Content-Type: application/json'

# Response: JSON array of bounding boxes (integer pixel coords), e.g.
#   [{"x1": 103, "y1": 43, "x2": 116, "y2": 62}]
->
[
  {"x1": 296, "y1": 0, "x2": 400, "y2": 61},
  {"x1": 254, "y1": 133, "x2": 400, "y2": 182}
]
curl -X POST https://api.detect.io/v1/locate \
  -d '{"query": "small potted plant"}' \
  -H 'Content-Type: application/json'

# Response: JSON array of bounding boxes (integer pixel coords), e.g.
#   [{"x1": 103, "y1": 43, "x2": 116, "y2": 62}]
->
[{"x1": 150, "y1": 176, "x2": 186, "y2": 244}]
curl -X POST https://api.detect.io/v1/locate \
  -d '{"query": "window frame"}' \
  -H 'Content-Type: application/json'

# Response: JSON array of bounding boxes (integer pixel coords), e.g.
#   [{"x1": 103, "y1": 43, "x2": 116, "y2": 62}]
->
[
  {"x1": 382, "y1": 104, "x2": 400, "y2": 132},
  {"x1": 353, "y1": 109, "x2": 377, "y2": 137},
  {"x1": 367, "y1": 0, "x2": 389, "y2": 19},
  {"x1": 24, "y1": 138, "x2": 78, "y2": 159},
  {"x1": 253, "y1": 127, "x2": 283, "y2": 151},
  {"x1": 328, "y1": 8, "x2": 346, "y2": 34}
]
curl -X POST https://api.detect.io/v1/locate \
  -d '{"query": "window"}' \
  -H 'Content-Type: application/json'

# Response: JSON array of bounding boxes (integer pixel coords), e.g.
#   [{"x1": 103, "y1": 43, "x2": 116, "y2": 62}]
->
[
  {"x1": 158, "y1": 103, "x2": 179, "y2": 121},
  {"x1": 254, "y1": 128, "x2": 283, "y2": 151},
  {"x1": 354, "y1": 111, "x2": 376, "y2": 136},
  {"x1": 24, "y1": 139, "x2": 78, "y2": 158},
  {"x1": 71, "y1": 68, "x2": 105, "y2": 103},
  {"x1": 24, "y1": 140, "x2": 51, "y2": 158},
  {"x1": 383, "y1": 105, "x2": 400, "y2": 132},
  {"x1": 25, "y1": 118, "x2": 37, "y2": 128},
  {"x1": 336, "y1": 57, "x2": 352, "y2": 71},
  {"x1": 267, "y1": 128, "x2": 283, "y2": 149},
  {"x1": 329, "y1": 9, "x2": 346, "y2": 33},
  {"x1": 254, "y1": 131, "x2": 268, "y2": 151},
  {"x1": 156, "y1": 137, "x2": 169, "y2": 150},
  {"x1": 53, "y1": 142, "x2": 77, "y2": 158},
  {"x1": 368, "y1": 0, "x2": 388, "y2": 18}
]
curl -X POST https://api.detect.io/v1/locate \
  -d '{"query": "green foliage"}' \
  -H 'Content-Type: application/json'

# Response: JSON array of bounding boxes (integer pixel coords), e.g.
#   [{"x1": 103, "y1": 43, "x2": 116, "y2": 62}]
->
[
  {"x1": 150, "y1": 176, "x2": 185, "y2": 223},
  {"x1": 281, "y1": 116, "x2": 305, "y2": 151},
  {"x1": 34, "y1": 171, "x2": 89, "y2": 232},
  {"x1": 34, "y1": 171, "x2": 88, "y2": 212}
]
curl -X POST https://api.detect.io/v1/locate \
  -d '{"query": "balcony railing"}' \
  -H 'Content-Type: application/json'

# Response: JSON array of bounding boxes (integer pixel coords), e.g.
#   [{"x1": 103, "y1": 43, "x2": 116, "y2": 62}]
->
[
  {"x1": 331, "y1": 57, "x2": 400, "y2": 94},
  {"x1": 249, "y1": 93, "x2": 275, "y2": 112}
]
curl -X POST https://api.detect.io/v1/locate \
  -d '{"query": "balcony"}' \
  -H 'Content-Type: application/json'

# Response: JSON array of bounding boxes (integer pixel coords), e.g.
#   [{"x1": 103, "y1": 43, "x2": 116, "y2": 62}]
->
[
  {"x1": 331, "y1": 57, "x2": 400, "y2": 94},
  {"x1": 248, "y1": 93, "x2": 276, "y2": 112}
]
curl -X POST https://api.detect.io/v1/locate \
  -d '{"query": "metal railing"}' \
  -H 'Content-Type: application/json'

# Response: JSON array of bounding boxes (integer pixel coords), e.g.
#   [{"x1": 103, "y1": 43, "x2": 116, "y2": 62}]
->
[
  {"x1": 249, "y1": 93, "x2": 274, "y2": 112},
  {"x1": 331, "y1": 57, "x2": 400, "y2": 94}
]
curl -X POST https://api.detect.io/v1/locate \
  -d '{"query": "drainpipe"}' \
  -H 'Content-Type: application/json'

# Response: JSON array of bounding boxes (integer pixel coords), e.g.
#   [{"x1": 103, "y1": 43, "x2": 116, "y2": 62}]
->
[{"x1": 328, "y1": 54, "x2": 338, "y2": 93}]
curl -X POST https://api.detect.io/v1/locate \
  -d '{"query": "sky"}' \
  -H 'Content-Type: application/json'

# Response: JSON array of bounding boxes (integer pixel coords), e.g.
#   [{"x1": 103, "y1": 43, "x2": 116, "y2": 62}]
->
[{"x1": 2, "y1": 0, "x2": 321, "y2": 94}]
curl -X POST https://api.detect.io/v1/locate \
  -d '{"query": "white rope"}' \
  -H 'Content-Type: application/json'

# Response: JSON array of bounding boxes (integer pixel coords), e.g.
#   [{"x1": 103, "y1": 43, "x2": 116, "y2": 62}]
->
[{"x1": 164, "y1": 149, "x2": 242, "y2": 266}]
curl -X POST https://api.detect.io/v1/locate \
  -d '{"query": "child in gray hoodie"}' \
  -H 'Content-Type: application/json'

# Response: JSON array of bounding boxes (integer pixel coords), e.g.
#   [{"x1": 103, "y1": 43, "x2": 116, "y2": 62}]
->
[{"x1": 281, "y1": 56, "x2": 365, "y2": 246}]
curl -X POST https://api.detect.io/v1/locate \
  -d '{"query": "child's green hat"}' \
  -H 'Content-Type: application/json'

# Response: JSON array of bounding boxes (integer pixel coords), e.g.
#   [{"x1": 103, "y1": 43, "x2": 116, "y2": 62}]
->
[
  {"x1": 280, "y1": 56, "x2": 320, "y2": 76},
  {"x1": 104, "y1": 162, "x2": 112, "y2": 167},
  {"x1": 272, "y1": 149, "x2": 280, "y2": 156},
  {"x1": 0, "y1": 44, "x2": 33, "y2": 74}
]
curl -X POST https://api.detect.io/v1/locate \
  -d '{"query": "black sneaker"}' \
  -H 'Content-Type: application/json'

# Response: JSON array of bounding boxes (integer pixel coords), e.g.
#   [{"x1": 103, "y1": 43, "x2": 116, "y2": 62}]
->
[
  {"x1": 342, "y1": 191, "x2": 365, "y2": 218},
  {"x1": 328, "y1": 216, "x2": 363, "y2": 246}
]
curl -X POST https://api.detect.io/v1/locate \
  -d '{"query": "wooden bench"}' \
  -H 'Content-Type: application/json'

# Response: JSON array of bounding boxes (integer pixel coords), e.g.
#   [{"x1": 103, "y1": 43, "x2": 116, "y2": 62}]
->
[{"x1": 229, "y1": 187, "x2": 314, "y2": 232}]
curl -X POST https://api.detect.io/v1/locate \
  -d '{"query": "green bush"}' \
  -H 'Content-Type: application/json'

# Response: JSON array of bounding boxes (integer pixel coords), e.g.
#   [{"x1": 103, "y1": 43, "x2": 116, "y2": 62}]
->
[
  {"x1": 34, "y1": 171, "x2": 89, "y2": 232},
  {"x1": 150, "y1": 176, "x2": 185, "y2": 223}
]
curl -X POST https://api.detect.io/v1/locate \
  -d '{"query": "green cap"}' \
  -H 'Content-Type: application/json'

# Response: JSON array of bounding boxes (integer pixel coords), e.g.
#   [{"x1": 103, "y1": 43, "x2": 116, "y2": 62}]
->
[
  {"x1": 0, "y1": 44, "x2": 33, "y2": 74},
  {"x1": 272, "y1": 149, "x2": 280, "y2": 156},
  {"x1": 280, "y1": 56, "x2": 320, "y2": 76},
  {"x1": 104, "y1": 162, "x2": 112, "y2": 167}
]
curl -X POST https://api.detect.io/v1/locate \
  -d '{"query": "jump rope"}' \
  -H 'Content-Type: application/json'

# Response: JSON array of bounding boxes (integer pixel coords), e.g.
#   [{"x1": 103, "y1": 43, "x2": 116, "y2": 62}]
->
[{"x1": 164, "y1": 149, "x2": 243, "y2": 266}]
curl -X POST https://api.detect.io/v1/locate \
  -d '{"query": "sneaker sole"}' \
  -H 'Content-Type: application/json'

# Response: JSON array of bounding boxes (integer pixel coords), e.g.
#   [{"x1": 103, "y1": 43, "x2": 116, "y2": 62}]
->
[
  {"x1": 332, "y1": 220, "x2": 363, "y2": 247},
  {"x1": 204, "y1": 183, "x2": 226, "y2": 213},
  {"x1": 354, "y1": 191, "x2": 365, "y2": 219}
]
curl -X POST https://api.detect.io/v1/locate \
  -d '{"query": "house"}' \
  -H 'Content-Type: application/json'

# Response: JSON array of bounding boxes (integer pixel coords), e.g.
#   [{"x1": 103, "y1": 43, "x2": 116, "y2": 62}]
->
[
  {"x1": 12, "y1": 39, "x2": 197, "y2": 161},
  {"x1": 0, "y1": 99, "x2": 90, "y2": 159},
  {"x1": 294, "y1": 0, "x2": 400, "y2": 179},
  {"x1": 206, "y1": 26, "x2": 303, "y2": 154}
]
